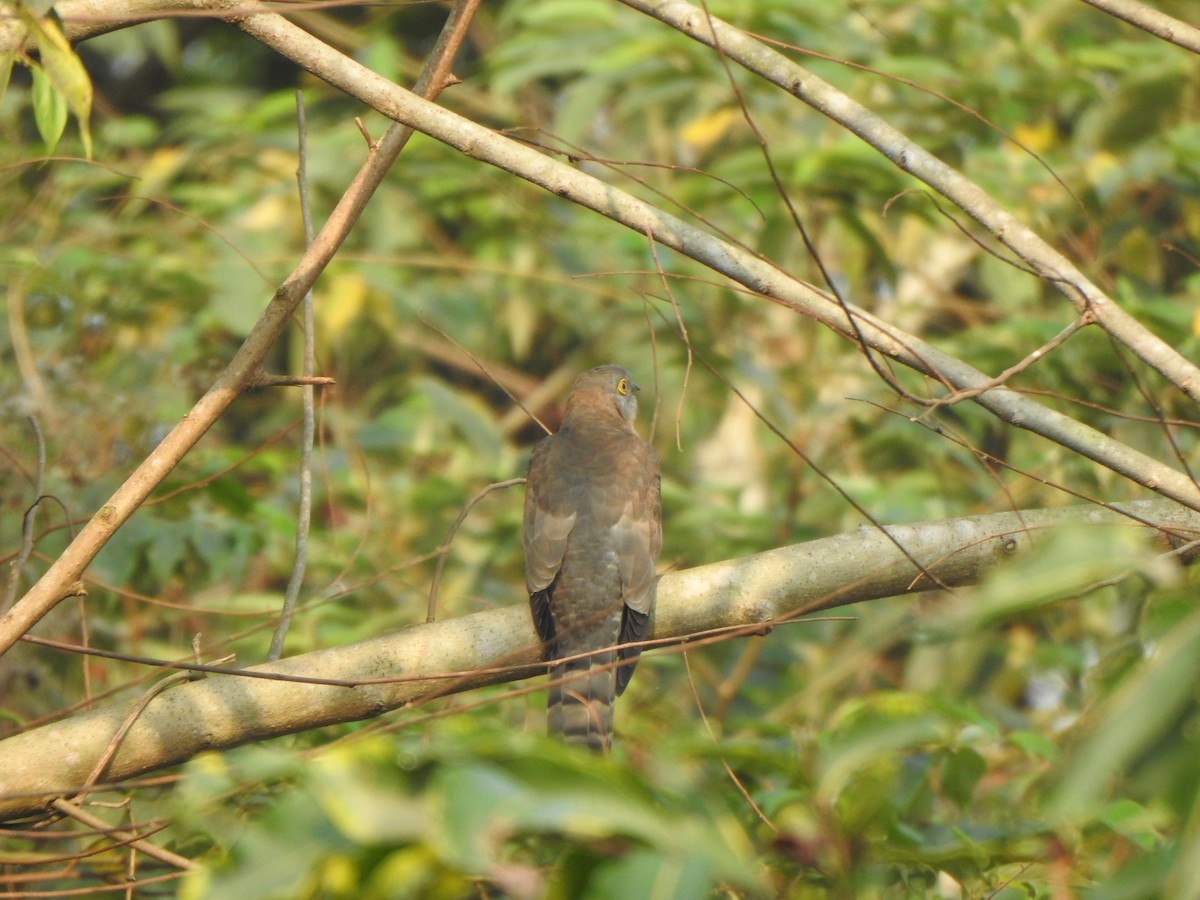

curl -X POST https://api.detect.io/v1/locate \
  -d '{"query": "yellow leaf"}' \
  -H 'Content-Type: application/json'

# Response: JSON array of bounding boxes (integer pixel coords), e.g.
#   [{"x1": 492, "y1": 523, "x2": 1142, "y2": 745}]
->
[
  {"x1": 1011, "y1": 120, "x2": 1055, "y2": 154},
  {"x1": 318, "y1": 272, "x2": 369, "y2": 339},
  {"x1": 1084, "y1": 150, "x2": 1120, "y2": 187},
  {"x1": 679, "y1": 107, "x2": 739, "y2": 152},
  {"x1": 130, "y1": 146, "x2": 187, "y2": 200},
  {"x1": 239, "y1": 194, "x2": 293, "y2": 232}
]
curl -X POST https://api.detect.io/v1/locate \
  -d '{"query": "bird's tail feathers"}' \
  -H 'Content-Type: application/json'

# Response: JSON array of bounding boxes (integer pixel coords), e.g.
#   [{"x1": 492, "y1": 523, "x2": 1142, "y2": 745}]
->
[{"x1": 547, "y1": 656, "x2": 616, "y2": 753}]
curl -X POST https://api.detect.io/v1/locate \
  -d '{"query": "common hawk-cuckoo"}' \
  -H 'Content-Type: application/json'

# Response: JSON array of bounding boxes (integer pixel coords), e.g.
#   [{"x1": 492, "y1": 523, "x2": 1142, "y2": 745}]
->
[{"x1": 523, "y1": 365, "x2": 662, "y2": 752}]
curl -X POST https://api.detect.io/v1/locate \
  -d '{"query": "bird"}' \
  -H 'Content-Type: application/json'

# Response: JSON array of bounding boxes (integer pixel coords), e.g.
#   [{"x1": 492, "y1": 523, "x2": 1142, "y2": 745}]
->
[{"x1": 523, "y1": 365, "x2": 662, "y2": 752}]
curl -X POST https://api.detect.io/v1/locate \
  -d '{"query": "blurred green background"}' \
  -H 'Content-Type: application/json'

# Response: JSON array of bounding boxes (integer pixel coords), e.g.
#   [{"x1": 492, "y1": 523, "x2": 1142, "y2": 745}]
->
[{"x1": 2, "y1": 0, "x2": 1200, "y2": 896}]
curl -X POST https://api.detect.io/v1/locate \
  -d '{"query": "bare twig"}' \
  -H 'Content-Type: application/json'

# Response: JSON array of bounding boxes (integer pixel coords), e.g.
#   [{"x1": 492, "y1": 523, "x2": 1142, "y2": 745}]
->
[
  {"x1": 3, "y1": 416, "x2": 46, "y2": 614},
  {"x1": 79, "y1": 670, "x2": 205, "y2": 794},
  {"x1": 246, "y1": 373, "x2": 335, "y2": 388},
  {"x1": 920, "y1": 316, "x2": 1089, "y2": 412},
  {"x1": 50, "y1": 798, "x2": 196, "y2": 871},
  {"x1": 419, "y1": 315, "x2": 554, "y2": 437},
  {"x1": 683, "y1": 651, "x2": 777, "y2": 831},
  {"x1": 643, "y1": 231, "x2": 693, "y2": 452},
  {"x1": 427, "y1": 478, "x2": 527, "y2": 623},
  {"x1": 268, "y1": 90, "x2": 319, "y2": 662}
]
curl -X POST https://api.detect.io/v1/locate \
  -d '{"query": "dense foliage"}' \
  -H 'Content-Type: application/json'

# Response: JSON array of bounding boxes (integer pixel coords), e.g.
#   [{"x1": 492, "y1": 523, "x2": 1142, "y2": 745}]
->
[{"x1": 2, "y1": 0, "x2": 1200, "y2": 896}]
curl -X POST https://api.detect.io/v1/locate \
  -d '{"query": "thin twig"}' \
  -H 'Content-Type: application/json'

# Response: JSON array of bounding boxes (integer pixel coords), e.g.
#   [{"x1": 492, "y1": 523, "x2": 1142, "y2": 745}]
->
[
  {"x1": 643, "y1": 231, "x2": 693, "y2": 452},
  {"x1": 427, "y1": 478, "x2": 526, "y2": 622},
  {"x1": 79, "y1": 670, "x2": 206, "y2": 794},
  {"x1": 268, "y1": 90, "x2": 319, "y2": 662},
  {"x1": 683, "y1": 651, "x2": 777, "y2": 831},
  {"x1": 246, "y1": 373, "x2": 335, "y2": 388},
  {"x1": 2, "y1": 416, "x2": 46, "y2": 614},
  {"x1": 919, "y1": 316, "x2": 1088, "y2": 412},
  {"x1": 419, "y1": 315, "x2": 554, "y2": 437},
  {"x1": 50, "y1": 798, "x2": 196, "y2": 871}
]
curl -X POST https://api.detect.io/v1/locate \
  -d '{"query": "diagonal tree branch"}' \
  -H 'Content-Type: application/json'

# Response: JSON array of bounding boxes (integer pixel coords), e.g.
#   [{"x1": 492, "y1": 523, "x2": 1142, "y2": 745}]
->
[
  {"x1": 0, "y1": 0, "x2": 480, "y2": 658},
  {"x1": 2, "y1": 500, "x2": 1197, "y2": 823},
  {"x1": 618, "y1": 0, "x2": 1200, "y2": 402},
  {"x1": 1077, "y1": 0, "x2": 1200, "y2": 54},
  {"x1": 224, "y1": 7, "x2": 1200, "y2": 512}
]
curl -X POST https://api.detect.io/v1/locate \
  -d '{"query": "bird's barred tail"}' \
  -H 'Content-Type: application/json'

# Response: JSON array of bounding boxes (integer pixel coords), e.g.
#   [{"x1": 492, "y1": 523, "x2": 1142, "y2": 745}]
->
[{"x1": 547, "y1": 655, "x2": 617, "y2": 753}]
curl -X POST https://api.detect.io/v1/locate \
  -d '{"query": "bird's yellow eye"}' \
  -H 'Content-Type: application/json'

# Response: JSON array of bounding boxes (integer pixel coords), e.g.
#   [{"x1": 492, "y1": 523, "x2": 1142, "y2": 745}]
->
[{"x1": 616, "y1": 378, "x2": 630, "y2": 395}]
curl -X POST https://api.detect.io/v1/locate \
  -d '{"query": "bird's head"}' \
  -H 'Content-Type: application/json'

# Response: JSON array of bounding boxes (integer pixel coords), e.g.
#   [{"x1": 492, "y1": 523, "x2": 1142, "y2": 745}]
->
[{"x1": 564, "y1": 364, "x2": 641, "y2": 426}]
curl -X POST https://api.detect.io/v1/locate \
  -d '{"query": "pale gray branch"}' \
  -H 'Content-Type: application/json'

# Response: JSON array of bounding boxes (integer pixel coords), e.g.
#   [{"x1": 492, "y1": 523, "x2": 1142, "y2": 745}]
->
[
  {"x1": 1077, "y1": 0, "x2": 1200, "y2": 54},
  {"x1": 1, "y1": 501, "x2": 1197, "y2": 822},
  {"x1": 226, "y1": 7, "x2": 1200, "y2": 512},
  {"x1": 618, "y1": 0, "x2": 1200, "y2": 401}
]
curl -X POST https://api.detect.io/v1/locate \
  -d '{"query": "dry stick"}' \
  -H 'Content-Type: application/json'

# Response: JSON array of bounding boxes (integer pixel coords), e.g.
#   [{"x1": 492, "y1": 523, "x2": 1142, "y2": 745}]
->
[
  {"x1": 418, "y1": 315, "x2": 555, "y2": 437},
  {"x1": 920, "y1": 315, "x2": 1088, "y2": 412},
  {"x1": 222, "y1": 10, "x2": 1200, "y2": 514},
  {"x1": 2, "y1": 416, "x2": 46, "y2": 614},
  {"x1": 643, "y1": 231, "x2": 693, "y2": 452},
  {"x1": 49, "y1": 798, "x2": 195, "y2": 871},
  {"x1": 1077, "y1": 0, "x2": 1200, "y2": 54},
  {"x1": 268, "y1": 91, "x2": 319, "y2": 662},
  {"x1": 683, "y1": 651, "x2": 776, "y2": 831},
  {"x1": 426, "y1": 478, "x2": 527, "y2": 623},
  {"x1": 0, "y1": 0, "x2": 481, "y2": 659},
  {"x1": 618, "y1": 0, "x2": 1200, "y2": 403},
  {"x1": 79, "y1": 670, "x2": 203, "y2": 795}
]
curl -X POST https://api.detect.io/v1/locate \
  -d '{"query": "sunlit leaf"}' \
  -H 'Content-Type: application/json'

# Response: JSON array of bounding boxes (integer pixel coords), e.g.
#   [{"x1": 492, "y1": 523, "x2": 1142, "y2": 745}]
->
[{"x1": 30, "y1": 66, "x2": 68, "y2": 155}]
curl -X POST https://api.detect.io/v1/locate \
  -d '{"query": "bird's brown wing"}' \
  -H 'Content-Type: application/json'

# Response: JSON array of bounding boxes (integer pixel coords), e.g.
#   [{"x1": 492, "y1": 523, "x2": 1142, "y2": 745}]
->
[
  {"x1": 524, "y1": 435, "x2": 577, "y2": 648},
  {"x1": 615, "y1": 444, "x2": 661, "y2": 694}
]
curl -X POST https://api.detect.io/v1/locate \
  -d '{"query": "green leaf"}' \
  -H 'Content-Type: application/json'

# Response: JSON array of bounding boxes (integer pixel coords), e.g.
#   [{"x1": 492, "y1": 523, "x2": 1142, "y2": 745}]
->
[
  {"x1": 31, "y1": 66, "x2": 68, "y2": 155},
  {"x1": 941, "y1": 747, "x2": 986, "y2": 808},
  {"x1": 0, "y1": 48, "x2": 14, "y2": 104},
  {"x1": 22, "y1": 11, "x2": 94, "y2": 156},
  {"x1": 1047, "y1": 608, "x2": 1200, "y2": 820}
]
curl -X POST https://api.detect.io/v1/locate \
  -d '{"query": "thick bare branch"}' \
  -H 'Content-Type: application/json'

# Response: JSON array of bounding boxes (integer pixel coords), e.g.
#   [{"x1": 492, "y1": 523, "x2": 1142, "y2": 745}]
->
[
  {"x1": 2, "y1": 501, "x2": 1197, "y2": 822},
  {"x1": 1077, "y1": 0, "x2": 1200, "y2": 54}
]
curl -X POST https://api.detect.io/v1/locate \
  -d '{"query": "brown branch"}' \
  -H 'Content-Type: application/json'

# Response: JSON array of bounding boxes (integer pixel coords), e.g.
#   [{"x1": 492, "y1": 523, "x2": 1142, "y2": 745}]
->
[
  {"x1": 245, "y1": 373, "x2": 336, "y2": 388},
  {"x1": 49, "y1": 798, "x2": 196, "y2": 871},
  {"x1": 0, "y1": 0, "x2": 480, "y2": 658},
  {"x1": 919, "y1": 316, "x2": 1089, "y2": 412}
]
